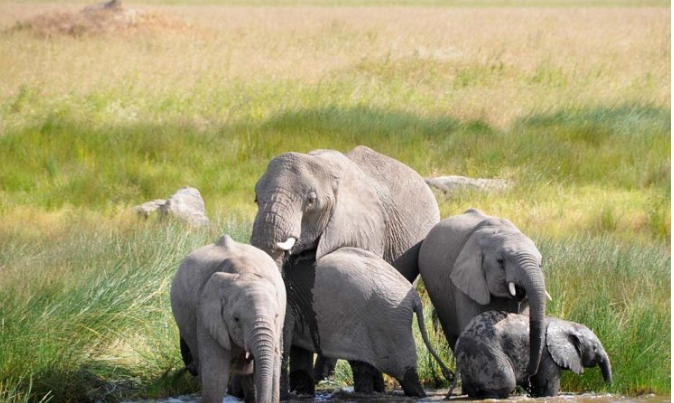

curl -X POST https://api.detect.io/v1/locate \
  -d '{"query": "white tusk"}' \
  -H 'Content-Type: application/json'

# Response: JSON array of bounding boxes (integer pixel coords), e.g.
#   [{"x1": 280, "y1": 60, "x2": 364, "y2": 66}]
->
[
  {"x1": 276, "y1": 237, "x2": 296, "y2": 251},
  {"x1": 508, "y1": 282, "x2": 517, "y2": 297},
  {"x1": 245, "y1": 351, "x2": 251, "y2": 360},
  {"x1": 546, "y1": 290, "x2": 553, "y2": 301}
]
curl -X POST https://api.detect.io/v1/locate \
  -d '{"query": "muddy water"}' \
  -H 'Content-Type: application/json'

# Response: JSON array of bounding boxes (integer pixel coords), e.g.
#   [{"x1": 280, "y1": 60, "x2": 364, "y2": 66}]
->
[{"x1": 134, "y1": 390, "x2": 669, "y2": 403}]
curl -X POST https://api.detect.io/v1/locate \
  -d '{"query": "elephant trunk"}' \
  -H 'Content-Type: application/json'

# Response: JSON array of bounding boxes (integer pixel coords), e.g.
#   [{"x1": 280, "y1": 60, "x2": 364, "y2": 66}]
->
[
  {"x1": 516, "y1": 254, "x2": 547, "y2": 376},
  {"x1": 599, "y1": 353, "x2": 612, "y2": 385},
  {"x1": 251, "y1": 203, "x2": 297, "y2": 266},
  {"x1": 251, "y1": 318, "x2": 277, "y2": 403}
]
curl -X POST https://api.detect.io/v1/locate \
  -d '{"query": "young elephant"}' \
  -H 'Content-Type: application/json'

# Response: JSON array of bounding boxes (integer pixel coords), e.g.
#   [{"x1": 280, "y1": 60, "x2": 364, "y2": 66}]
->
[
  {"x1": 170, "y1": 235, "x2": 286, "y2": 403},
  {"x1": 418, "y1": 208, "x2": 550, "y2": 376},
  {"x1": 453, "y1": 311, "x2": 612, "y2": 398},
  {"x1": 283, "y1": 247, "x2": 452, "y2": 397}
]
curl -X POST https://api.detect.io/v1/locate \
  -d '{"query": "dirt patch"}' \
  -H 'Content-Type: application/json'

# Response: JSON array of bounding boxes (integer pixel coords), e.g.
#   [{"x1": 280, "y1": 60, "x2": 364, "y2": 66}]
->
[{"x1": 8, "y1": 0, "x2": 189, "y2": 37}]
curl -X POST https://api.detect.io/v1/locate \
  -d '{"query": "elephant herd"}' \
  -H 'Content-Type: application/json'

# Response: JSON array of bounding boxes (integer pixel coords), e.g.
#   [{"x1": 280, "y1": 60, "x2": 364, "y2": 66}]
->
[{"x1": 169, "y1": 146, "x2": 612, "y2": 403}]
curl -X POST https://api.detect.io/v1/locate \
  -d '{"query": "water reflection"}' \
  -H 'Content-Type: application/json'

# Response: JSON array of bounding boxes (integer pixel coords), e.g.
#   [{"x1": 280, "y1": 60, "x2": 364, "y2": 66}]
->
[{"x1": 132, "y1": 390, "x2": 669, "y2": 403}]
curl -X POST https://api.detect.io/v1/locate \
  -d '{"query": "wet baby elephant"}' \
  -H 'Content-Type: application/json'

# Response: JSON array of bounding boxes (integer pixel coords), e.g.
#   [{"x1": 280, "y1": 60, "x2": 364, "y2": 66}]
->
[
  {"x1": 453, "y1": 311, "x2": 612, "y2": 399},
  {"x1": 170, "y1": 235, "x2": 286, "y2": 403},
  {"x1": 284, "y1": 247, "x2": 453, "y2": 397}
]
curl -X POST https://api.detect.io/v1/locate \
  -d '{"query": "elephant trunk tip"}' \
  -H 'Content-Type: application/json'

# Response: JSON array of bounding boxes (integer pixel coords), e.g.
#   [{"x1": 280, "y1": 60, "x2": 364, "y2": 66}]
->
[{"x1": 599, "y1": 357, "x2": 612, "y2": 385}]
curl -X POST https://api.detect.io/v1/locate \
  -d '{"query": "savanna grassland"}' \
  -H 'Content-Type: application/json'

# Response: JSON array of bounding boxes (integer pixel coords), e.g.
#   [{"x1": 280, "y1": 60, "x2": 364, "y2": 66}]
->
[{"x1": 0, "y1": 2, "x2": 670, "y2": 402}]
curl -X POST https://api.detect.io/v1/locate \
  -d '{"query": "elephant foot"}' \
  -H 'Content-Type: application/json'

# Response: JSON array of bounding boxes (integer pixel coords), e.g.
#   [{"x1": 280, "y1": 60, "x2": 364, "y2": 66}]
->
[
  {"x1": 349, "y1": 360, "x2": 384, "y2": 395},
  {"x1": 289, "y1": 346, "x2": 315, "y2": 395},
  {"x1": 373, "y1": 370, "x2": 385, "y2": 393},
  {"x1": 179, "y1": 337, "x2": 198, "y2": 376},
  {"x1": 313, "y1": 355, "x2": 337, "y2": 384},
  {"x1": 398, "y1": 367, "x2": 426, "y2": 397},
  {"x1": 289, "y1": 370, "x2": 315, "y2": 395}
]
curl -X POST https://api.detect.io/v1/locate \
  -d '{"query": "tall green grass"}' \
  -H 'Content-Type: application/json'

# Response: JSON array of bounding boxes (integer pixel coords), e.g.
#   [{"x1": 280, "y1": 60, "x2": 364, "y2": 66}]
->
[
  {"x1": 0, "y1": 105, "x2": 669, "y2": 242},
  {"x1": 0, "y1": 221, "x2": 669, "y2": 402}
]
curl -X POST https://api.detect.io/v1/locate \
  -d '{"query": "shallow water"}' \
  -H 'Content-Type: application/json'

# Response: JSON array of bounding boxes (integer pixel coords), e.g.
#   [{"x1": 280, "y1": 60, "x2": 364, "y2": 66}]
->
[{"x1": 131, "y1": 389, "x2": 670, "y2": 403}]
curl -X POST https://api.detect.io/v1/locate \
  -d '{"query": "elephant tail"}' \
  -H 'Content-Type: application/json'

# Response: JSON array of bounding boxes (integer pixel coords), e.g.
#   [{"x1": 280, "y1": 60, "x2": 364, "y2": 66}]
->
[
  {"x1": 445, "y1": 367, "x2": 460, "y2": 400},
  {"x1": 413, "y1": 294, "x2": 454, "y2": 383}
]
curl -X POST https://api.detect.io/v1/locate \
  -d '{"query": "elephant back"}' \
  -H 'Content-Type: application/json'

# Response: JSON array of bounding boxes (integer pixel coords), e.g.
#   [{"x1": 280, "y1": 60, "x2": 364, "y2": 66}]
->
[{"x1": 347, "y1": 146, "x2": 440, "y2": 280}]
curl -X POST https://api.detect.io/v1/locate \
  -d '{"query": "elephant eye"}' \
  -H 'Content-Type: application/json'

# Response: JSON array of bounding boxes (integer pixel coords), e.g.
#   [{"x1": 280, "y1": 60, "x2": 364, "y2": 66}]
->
[
  {"x1": 234, "y1": 316, "x2": 240, "y2": 322},
  {"x1": 307, "y1": 192, "x2": 318, "y2": 206}
]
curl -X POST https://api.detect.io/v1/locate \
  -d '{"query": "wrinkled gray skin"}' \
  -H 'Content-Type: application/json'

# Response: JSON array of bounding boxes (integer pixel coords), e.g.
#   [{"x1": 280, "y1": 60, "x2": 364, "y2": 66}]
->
[
  {"x1": 250, "y1": 146, "x2": 440, "y2": 394},
  {"x1": 418, "y1": 208, "x2": 548, "y2": 377},
  {"x1": 283, "y1": 248, "x2": 452, "y2": 397},
  {"x1": 251, "y1": 145, "x2": 440, "y2": 282},
  {"x1": 454, "y1": 311, "x2": 612, "y2": 398},
  {"x1": 170, "y1": 235, "x2": 286, "y2": 403}
]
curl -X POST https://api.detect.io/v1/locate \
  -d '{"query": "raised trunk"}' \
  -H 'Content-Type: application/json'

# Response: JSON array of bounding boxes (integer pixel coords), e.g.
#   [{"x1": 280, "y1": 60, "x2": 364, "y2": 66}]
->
[
  {"x1": 516, "y1": 254, "x2": 547, "y2": 376},
  {"x1": 599, "y1": 355, "x2": 612, "y2": 384},
  {"x1": 251, "y1": 320, "x2": 277, "y2": 403}
]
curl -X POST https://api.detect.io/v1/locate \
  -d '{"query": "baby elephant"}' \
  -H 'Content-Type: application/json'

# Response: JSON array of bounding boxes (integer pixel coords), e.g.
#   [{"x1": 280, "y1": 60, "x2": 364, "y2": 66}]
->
[
  {"x1": 454, "y1": 311, "x2": 612, "y2": 398},
  {"x1": 284, "y1": 247, "x2": 453, "y2": 397},
  {"x1": 170, "y1": 235, "x2": 286, "y2": 403}
]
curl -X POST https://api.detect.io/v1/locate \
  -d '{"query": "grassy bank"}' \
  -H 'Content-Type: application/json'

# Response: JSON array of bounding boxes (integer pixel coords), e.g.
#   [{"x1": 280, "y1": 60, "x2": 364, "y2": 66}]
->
[{"x1": 0, "y1": 2, "x2": 670, "y2": 402}]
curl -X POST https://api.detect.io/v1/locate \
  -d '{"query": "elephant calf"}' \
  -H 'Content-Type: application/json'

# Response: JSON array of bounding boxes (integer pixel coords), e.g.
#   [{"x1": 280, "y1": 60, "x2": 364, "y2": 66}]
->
[
  {"x1": 453, "y1": 311, "x2": 612, "y2": 398},
  {"x1": 170, "y1": 235, "x2": 286, "y2": 403},
  {"x1": 284, "y1": 247, "x2": 452, "y2": 397}
]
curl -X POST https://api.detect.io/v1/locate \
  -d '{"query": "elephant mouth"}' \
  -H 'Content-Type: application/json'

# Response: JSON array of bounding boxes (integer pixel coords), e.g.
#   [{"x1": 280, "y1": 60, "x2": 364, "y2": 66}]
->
[
  {"x1": 512, "y1": 284, "x2": 527, "y2": 302},
  {"x1": 282, "y1": 248, "x2": 318, "y2": 268}
]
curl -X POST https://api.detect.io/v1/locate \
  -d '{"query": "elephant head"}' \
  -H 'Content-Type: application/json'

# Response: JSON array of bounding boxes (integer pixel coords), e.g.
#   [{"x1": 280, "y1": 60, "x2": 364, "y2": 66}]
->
[
  {"x1": 547, "y1": 319, "x2": 612, "y2": 384},
  {"x1": 199, "y1": 271, "x2": 285, "y2": 403},
  {"x1": 251, "y1": 150, "x2": 386, "y2": 264},
  {"x1": 451, "y1": 209, "x2": 549, "y2": 376}
]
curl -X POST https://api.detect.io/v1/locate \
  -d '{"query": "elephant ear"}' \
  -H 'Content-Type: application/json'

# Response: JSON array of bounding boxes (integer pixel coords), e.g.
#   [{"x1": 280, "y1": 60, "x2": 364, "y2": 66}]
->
[
  {"x1": 198, "y1": 272, "x2": 237, "y2": 351},
  {"x1": 450, "y1": 231, "x2": 490, "y2": 305},
  {"x1": 316, "y1": 166, "x2": 387, "y2": 260},
  {"x1": 547, "y1": 319, "x2": 584, "y2": 374}
]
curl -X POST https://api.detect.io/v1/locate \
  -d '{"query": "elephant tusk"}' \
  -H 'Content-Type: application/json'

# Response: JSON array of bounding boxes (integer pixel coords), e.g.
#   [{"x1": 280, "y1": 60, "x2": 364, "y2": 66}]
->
[
  {"x1": 546, "y1": 290, "x2": 553, "y2": 301},
  {"x1": 508, "y1": 282, "x2": 517, "y2": 297},
  {"x1": 245, "y1": 351, "x2": 251, "y2": 360},
  {"x1": 276, "y1": 237, "x2": 296, "y2": 251}
]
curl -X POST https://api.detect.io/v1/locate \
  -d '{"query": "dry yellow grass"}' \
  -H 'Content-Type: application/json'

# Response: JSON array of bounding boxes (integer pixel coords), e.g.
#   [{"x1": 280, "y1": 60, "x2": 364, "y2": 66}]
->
[{"x1": 0, "y1": 5, "x2": 669, "y2": 128}]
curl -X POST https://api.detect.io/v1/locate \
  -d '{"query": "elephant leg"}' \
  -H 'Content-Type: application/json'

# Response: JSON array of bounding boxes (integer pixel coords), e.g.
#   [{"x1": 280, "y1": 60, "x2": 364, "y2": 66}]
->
[
  {"x1": 529, "y1": 353, "x2": 561, "y2": 397},
  {"x1": 197, "y1": 332, "x2": 230, "y2": 403},
  {"x1": 239, "y1": 374, "x2": 256, "y2": 403},
  {"x1": 180, "y1": 337, "x2": 198, "y2": 376},
  {"x1": 313, "y1": 355, "x2": 337, "y2": 384},
  {"x1": 372, "y1": 369, "x2": 385, "y2": 393},
  {"x1": 280, "y1": 310, "x2": 294, "y2": 400},
  {"x1": 349, "y1": 361, "x2": 383, "y2": 394},
  {"x1": 227, "y1": 375, "x2": 244, "y2": 399},
  {"x1": 349, "y1": 360, "x2": 374, "y2": 394},
  {"x1": 289, "y1": 346, "x2": 315, "y2": 395},
  {"x1": 397, "y1": 367, "x2": 426, "y2": 397}
]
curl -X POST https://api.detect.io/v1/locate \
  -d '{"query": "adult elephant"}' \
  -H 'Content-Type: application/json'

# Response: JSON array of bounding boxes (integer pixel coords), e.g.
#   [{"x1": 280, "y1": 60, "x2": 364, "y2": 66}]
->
[
  {"x1": 250, "y1": 145, "x2": 439, "y2": 282},
  {"x1": 418, "y1": 208, "x2": 550, "y2": 377},
  {"x1": 250, "y1": 146, "x2": 440, "y2": 395}
]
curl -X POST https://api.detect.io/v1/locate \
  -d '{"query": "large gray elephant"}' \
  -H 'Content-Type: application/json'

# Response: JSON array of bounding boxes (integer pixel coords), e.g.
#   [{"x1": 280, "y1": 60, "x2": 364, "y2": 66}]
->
[
  {"x1": 453, "y1": 311, "x2": 612, "y2": 398},
  {"x1": 283, "y1": 247, "x2": 452, "y2": 397},
  {"x1": 418, "y1": 208, "x2": 550, "y2": 377},
  {"x1": 170, "y1": 235, "x2": 286, "y2": 403},
  {"x1": 250, "y1": 146, "x2": 440, "y2": 394},
  {"x1": 250, "y1": 145, "x2": 440, "y2": 282}
]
